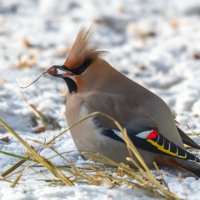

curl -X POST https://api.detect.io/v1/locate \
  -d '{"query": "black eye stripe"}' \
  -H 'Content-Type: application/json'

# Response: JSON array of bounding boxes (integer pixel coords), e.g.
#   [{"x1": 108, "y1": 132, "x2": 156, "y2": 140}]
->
[{"x1": 67, "y1": 58, "x2": 92, "y2": 75}]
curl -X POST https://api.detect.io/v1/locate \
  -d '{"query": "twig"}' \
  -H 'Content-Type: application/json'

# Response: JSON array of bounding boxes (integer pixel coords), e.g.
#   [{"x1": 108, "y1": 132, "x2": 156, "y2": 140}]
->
[{"x1": 19, "y1": 71, "x2": 47, "y2": 89}]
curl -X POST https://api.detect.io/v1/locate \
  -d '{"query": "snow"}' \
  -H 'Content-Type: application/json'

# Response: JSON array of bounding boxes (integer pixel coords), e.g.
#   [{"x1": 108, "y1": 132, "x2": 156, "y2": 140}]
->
[{"x1": 0, "y1": 0, "x2": 200, "y2": 199}]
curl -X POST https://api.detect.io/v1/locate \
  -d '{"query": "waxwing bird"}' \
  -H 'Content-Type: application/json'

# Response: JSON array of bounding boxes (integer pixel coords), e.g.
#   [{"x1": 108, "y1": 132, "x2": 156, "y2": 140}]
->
[{"x1": 50, "y1": 28, "x2": 200, "y2": 177}]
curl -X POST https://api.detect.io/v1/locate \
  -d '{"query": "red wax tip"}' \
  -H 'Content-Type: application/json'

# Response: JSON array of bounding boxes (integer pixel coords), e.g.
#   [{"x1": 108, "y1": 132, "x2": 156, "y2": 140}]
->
[{"x1": 147, "y1": 130, "x2": 159, "y2": 139}]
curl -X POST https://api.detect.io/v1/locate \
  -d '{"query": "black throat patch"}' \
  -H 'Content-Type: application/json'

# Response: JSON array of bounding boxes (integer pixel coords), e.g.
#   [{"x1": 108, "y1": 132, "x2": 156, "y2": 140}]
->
[{"x1": 62, "y1": 77, "x2": 77, "y2": 93}]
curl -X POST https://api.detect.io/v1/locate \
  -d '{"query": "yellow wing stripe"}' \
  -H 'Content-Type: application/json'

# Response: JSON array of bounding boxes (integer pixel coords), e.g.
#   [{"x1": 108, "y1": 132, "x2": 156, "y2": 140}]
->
[{"x1": 147, "y1": 139, "x2": 187, "y2": 159}]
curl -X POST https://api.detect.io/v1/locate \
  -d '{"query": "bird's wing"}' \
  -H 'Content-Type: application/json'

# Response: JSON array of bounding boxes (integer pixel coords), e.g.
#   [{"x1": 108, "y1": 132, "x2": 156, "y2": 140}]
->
[
  {"x1": 83, "y1": 92, "x2": 200, "y2": 176},
  {"x1": 177, "y1": 126, "x2": 200, "y2": 150},
  {"x1": 83, "y1": 91, "x2": 158, "y2": 131},
  {"x1": 83, "y1": 91, "x2": 199, "y2": 157},
  {"x1": 101, "y1": 128, "x2": 200, "y2": 163}
]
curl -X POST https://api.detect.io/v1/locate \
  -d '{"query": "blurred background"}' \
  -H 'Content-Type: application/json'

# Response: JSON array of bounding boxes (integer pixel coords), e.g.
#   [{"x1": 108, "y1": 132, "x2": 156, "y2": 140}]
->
[{"x1": 0, "y1": 0, "x2": 200, "y2": 133}]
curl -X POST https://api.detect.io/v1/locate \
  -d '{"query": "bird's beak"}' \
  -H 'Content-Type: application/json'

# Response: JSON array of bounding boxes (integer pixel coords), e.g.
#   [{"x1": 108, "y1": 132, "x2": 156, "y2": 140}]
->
[
  {"x1": 48, "y1": 65, "x2": 73, "y2": 78},
  {"x1": 48, "y1": 65, "x2": 77, "y2": 93}
]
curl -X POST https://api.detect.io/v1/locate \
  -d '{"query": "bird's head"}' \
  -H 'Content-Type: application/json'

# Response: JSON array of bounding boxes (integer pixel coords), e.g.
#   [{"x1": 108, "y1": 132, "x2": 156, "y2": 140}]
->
[{"x1": 49, "y1": 27, "x2": 106, "y2": 93}]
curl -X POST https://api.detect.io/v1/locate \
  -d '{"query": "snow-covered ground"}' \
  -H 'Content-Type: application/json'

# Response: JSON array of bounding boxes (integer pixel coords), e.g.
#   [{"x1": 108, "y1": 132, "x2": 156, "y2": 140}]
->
[{"x1": 1, "y1": 0, "x2": 200, "y2": 199}]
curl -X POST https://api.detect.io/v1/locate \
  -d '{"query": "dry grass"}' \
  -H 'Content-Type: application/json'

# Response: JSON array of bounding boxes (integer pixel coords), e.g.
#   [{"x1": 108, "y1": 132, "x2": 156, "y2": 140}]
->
[
  {"x1": 0, "y1": 112, "x2": 180, "y2": 200},
  {"x1": 19, "y1": 89, "x2": 61, "y2": 131}
]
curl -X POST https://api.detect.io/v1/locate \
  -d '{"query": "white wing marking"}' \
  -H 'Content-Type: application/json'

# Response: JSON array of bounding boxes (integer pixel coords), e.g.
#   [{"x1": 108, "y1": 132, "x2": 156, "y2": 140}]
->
[
  {"x1": 136, "y1": 130, "x2": 153, "y2": 139},
  {"x1": 113, "y1": 129, "x2": 123, "y2": 139}
]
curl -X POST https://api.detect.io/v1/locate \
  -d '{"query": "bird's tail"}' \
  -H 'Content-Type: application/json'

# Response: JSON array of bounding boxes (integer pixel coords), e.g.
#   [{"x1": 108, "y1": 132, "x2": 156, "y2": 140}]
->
[
  {"x1": 155, "y1": 156, "x2": 200, "y2": 178},
  {"x1": 177, "y1": 159, "x2": 200, "y2": 178}
]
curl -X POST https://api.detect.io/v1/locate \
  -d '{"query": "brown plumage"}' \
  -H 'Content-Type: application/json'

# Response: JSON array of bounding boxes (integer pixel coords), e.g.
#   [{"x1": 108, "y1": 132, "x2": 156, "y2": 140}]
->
[
  {"x1": 50, "y1": 27, "x2": 200, "y2": 177},
  {"x1": 64, "y1": 27, "x2": 105, "y2": 69}
]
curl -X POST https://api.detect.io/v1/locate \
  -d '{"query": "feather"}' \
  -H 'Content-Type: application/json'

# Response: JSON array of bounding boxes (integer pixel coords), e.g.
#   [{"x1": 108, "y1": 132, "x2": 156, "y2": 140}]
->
[
  {"x1": 177, "y1": 126, "x2": 200, "y2": 150},
  {"x1": 64, "y1": 27, "x2": 106, "y2": 69},
  {"x1": 155, "y1": 156, "x2": 200, "y2": 178}
]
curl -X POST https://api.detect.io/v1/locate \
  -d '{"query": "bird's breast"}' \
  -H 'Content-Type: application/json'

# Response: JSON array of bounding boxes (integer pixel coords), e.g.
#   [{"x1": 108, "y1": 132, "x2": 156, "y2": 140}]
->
[{"x1": 66, "y1": 99, "x2": 105, "y2": 152}]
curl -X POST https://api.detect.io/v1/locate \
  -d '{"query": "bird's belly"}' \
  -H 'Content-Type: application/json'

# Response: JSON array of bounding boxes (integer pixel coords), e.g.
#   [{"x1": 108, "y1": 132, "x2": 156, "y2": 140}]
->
[
  {"x1": 67, "y1": 106, "x2": 129, "y2": 163},
  {"x1": 70, "y1": 125, "x2": 129, "y2": 163}
]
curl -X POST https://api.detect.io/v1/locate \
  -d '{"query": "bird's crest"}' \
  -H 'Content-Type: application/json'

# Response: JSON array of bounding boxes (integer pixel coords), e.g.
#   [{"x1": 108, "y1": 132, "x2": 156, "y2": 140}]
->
[{"x1": 64, "y1": 27, "x2": 105, "y2": 69}]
